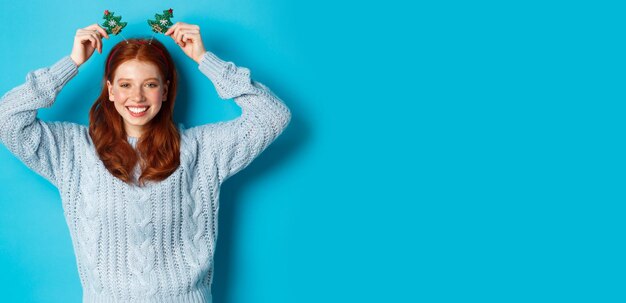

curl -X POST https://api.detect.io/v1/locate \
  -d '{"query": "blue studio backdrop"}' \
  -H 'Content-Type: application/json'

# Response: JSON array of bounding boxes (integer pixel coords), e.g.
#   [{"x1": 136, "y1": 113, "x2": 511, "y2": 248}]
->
[{"x1": 1, "y1": 0, "x2": 626, "y2": 302}]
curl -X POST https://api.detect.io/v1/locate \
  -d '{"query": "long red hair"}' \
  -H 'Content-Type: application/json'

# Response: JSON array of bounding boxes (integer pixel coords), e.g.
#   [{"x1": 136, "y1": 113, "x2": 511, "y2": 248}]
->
[{"x1": 89, "y1": 38, "x2": 180, "y2": 186}]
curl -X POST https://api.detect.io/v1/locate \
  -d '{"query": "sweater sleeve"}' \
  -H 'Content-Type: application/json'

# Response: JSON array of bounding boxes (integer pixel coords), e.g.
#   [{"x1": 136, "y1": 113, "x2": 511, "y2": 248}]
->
[
  {"x1": 0, "y1": 56, "x2": 80, "y2": 188},
  {"x1": 189, "y1": 51, "x2": 291, "y2": 183}
]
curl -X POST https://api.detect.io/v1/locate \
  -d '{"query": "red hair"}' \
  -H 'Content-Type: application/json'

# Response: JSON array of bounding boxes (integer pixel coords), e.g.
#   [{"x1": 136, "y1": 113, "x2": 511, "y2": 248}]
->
[{"x1": 89, "y1": 37, "x2": 180, "y2": 186}]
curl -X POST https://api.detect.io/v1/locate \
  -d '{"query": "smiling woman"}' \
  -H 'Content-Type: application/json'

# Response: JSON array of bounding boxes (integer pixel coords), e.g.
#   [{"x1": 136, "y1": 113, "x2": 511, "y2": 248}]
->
[
  {"x1": 0, "y1": 21, "x2": 291, "y2": 302},
  {"x1": 90, "y1": 38, "x2": 180, "y2": 185}
]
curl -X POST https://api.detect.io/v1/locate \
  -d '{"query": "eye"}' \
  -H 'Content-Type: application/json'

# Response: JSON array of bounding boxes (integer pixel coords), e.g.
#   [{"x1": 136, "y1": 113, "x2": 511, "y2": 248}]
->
[
  {"x1": 120, "y1": 83, "x2": 130, "y2": 88},
  {"x1": 147, "y1": 83, "x2": 159, "y2": 88}
]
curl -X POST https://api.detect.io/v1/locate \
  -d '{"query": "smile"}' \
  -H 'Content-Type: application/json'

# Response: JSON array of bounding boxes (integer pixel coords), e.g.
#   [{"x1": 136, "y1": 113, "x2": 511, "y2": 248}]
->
[{"x1": 126, "y1": 106, "x2": 149, "y2": 117}]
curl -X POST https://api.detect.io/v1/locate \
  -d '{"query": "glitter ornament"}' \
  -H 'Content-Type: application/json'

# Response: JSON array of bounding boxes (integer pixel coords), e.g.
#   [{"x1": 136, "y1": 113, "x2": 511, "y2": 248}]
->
[
  {"x1": 147, "y1": 9, "x2": 174, "y2": 34},
  {"x1": 101, "y1": 10, "x2": 127, "y2": 35}
]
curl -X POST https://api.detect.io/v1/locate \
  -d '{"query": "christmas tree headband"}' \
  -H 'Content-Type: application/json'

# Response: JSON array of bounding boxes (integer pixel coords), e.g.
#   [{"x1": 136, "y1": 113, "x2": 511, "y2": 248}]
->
[
  {"x1": 103, "y1": 9, "x2": 174, "y2": 75},
  {"x1": 102, "y1": 8, "x2": 174, "y2": 44}
]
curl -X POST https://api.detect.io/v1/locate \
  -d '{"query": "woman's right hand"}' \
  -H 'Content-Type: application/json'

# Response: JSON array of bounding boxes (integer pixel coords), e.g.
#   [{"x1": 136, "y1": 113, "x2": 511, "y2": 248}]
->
[{"x1": 70, "y1": 24, "x2": 109, "y2": 67}]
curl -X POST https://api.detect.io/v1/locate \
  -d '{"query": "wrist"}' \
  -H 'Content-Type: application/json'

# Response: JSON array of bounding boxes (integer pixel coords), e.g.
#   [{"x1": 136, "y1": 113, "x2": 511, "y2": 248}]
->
[
  {"x1": 195, "y1": 51, "x2": 207, "y2": 64},
  {"x1": 69, "y1": 55, "x2": 81, "y2": 68}
]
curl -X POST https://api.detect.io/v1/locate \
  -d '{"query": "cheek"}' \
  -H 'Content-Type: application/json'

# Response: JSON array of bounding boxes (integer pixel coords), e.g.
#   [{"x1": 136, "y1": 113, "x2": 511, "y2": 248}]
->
[
  {"x1": 112, "y1": 89, "x2": 127, "y2": 101},
  {"x1": 150, "y1": 90, "x2": 165, "y2": 98},
  {"x1": 113, "y1": 102, "x2": 127, "y2": 114}
]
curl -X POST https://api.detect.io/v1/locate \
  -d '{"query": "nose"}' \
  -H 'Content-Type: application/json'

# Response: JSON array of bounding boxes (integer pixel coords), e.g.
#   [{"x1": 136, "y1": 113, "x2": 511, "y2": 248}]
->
[{"x1": 130, "y1": 87, "x2": 147, "y2": 102}]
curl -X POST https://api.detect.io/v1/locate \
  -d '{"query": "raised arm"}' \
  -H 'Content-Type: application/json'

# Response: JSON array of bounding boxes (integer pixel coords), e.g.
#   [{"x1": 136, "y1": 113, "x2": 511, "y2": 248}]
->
[
  {"x1": 164, "y1": 22, "x2": 291, "y2": 182},
  {"x1": 0, "y1": 23, "x2": 108, "y2": 188},
  {"x1": 191, "y1": 50, "x2": 292, "y2": 182},
  {"x1": 0, "y1": 56, "x2": 80, "y2": 187}
]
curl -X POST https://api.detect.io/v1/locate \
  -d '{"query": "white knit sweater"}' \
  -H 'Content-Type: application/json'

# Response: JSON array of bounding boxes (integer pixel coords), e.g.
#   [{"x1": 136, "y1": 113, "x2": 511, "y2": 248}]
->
[{"x1": 0, "y1": 51, "x2": 291, "y2": 302}]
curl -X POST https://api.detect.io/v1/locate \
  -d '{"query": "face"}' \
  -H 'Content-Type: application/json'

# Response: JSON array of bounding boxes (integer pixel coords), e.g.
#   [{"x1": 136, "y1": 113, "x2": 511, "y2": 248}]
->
[{"x1": 107, "y1": 59, "x2": 169, "y2": 138}]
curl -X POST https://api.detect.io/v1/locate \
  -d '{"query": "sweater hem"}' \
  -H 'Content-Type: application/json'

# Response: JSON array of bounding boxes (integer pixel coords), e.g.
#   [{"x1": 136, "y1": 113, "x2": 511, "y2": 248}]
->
[{"x1": 82, "y1": 286, "x2": 212, "y2": 303}]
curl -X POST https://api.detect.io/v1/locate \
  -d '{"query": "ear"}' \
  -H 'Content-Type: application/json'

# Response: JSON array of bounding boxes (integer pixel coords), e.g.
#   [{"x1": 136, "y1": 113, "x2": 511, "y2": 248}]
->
[
  {"x1": 106, "y1": 80, "x2": 115, "y2": 102},
  {"x1": 162, "y1": 80, "x2": 170, "y2": 101}
]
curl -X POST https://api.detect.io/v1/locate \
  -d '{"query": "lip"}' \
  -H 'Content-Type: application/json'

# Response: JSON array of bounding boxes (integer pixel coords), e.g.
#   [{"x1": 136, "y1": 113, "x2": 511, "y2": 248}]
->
[{"x1": 126, "y1": 106, "x2": 150, "y2": 118}]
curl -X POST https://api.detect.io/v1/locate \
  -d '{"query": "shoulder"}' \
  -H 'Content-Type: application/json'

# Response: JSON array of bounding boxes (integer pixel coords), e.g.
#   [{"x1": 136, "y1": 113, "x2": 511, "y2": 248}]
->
[
  {"x1": 178, "y1": 121, "x2": 231, "y2": 147},
  {"x1": 179, "y1": 120, "x2": 238, "y2": 142},
  {"x1": 177, "y1": 122, "x2": 228, "y2": 164},
  {"x1": 43, "y1": 122, "x2": 94, "y2": 161}
]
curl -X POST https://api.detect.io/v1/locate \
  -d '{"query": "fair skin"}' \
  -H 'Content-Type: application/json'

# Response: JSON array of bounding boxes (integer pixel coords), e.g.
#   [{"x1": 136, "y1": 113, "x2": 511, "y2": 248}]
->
[
  {"x1": 70, "y1": 22, "x2": 207, "y2": 137},
  {"x1": 106, "y1": 61, "x2": 169, "y2": 138}
]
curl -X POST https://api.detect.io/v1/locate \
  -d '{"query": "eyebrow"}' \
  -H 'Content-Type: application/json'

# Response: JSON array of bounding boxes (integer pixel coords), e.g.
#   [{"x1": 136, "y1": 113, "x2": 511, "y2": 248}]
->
[{"x1": 117, "y1": 78, "x2": 160, "y2": 82}]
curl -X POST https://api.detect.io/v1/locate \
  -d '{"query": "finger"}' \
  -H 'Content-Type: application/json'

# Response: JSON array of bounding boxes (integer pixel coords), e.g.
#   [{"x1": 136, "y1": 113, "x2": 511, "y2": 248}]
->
[
  {"x1": 89, "y1": 36, "x2": 96, "y2": 51},
  {"x1": 78, "y1": 29, "x2": 99, "y2": 41},
  {"x1": 173, "y1": 25, "x2": 184, "y2": 41},
  {"x1": 182, "y1": 30, "x2": 200, "y2": 43},
  {"x1": 174, "y1": 29, "x2": 184, "y2": 45},
  {"x1": 165, "y1": 22, "x2": 182, "y2": 36},
  {"x1": 75, "y1": 31, "x2": 89, "y2": 51},
  {"x1": 86, "y1": 24, "x2": 109, "y2": 39},
  {"x1": 178, "y1": 34, "x2": 186, "y2": 47},
  {"x1": 169, "y1": 22, "x2": 197, "y2": 38},
  {"x1": 178, "y1": 29, "x2": 199, "y2": 45},
  {"x1": 82, "y1": 31, "x2": 101, "y2": 53},
  {"x1": 83, "y1": 36, "x2": 96, "y2": 50},
  {"x1": 176, "y1": 30, "x2": 185, "y2": 44},
  {"x1": 94, "y1": 25, "x2": 110, "y2": 39},
  {"x1": 91, "y1": 32, "x2": 102, "y2": 53}
]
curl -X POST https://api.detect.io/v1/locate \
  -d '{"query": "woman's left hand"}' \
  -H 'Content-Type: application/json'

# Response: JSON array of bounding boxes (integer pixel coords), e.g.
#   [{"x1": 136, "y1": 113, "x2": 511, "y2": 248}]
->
[{"x1": 165, "y1": 22, "x2": 206, "y2": 64}]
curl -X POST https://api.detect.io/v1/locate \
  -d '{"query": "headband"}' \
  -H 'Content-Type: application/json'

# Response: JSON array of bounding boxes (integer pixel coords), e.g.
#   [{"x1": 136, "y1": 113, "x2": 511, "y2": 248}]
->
[
  {"x1": 102, "y1": 9, "x2": 174, "y2": 42},
  {"x1": 103, "y1": 9, "x2": 174, "y2": 78}
]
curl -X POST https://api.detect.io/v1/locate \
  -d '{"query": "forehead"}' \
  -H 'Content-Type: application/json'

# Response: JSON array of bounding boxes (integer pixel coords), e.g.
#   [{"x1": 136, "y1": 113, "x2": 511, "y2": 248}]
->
[{"x1": 114, "y1": 59, "x2": 162, "y2": 81}]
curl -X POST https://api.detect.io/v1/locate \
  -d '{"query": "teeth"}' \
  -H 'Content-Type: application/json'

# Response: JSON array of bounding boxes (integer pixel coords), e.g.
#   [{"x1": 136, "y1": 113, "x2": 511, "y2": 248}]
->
[{"x1": 128, "y1": 107, "x2": 148, "y2": 113}]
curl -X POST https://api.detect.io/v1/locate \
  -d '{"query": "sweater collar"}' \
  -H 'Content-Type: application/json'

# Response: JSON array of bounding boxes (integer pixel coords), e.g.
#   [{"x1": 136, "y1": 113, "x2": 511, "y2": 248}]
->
[{"x1": 127, "y1": 136, "x2": 138, "y2": 148}]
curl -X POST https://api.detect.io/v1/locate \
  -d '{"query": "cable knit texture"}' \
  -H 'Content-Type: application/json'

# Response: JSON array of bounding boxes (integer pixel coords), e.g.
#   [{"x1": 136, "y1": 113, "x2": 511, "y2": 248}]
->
[{"x1": 0, "y1": 51, "x2": 291, "y2": 302}]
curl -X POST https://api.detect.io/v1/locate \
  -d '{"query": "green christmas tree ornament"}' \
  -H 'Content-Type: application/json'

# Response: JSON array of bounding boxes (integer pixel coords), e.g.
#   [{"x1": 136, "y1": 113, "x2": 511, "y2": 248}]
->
[
  {"x1": 147, "y1": 8, "x2": 174, "y2": 34},
  {"x1": 101, "y1": 10, "x2": 127, "y2": 35}
]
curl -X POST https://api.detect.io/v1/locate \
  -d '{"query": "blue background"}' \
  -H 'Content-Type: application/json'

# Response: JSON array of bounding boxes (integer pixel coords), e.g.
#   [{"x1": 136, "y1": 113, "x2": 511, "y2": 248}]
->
[{"x1": 1, "y1": 0, "x2": 625, "y2": 302}]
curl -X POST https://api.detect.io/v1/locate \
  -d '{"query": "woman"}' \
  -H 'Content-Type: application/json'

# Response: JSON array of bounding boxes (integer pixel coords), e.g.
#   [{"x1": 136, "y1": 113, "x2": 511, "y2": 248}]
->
[{"x1": 0, "y1": 22, "x2": 291, "y2": 302}]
